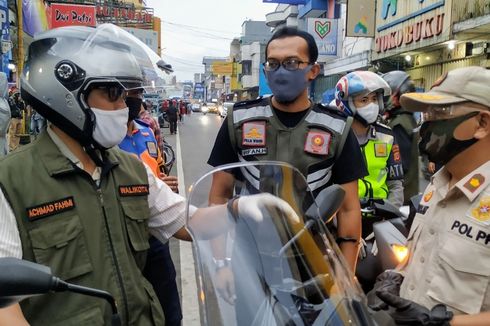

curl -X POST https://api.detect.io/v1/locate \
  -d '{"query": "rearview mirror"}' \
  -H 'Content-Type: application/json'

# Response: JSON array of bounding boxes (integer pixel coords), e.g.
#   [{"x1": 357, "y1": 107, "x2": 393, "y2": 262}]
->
[
  {"x1": 305, "y1": 184, "x2": 345, "y2": 223},
  {"x1": 0, "y1": 258, "x2": 121, "y2": 325},
  {"x1": 0, "y1": 258, "x2": 55, "y2": 308}
]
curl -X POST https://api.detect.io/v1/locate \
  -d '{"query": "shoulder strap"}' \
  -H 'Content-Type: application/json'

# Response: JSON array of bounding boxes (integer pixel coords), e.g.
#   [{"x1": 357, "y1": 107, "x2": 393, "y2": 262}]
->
[
  {"x1": 227, "y1": 106, "x2": 238, "y2": 153},
  {"x1": 335, "y1": 116, "x2": 353, "y2": 161}
]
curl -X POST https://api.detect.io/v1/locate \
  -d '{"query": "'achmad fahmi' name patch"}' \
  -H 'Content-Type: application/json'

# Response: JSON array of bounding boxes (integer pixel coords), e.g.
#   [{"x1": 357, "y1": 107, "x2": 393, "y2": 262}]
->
[{"x1": 27, "y1": 197, "x2": 75, "y2": 221}]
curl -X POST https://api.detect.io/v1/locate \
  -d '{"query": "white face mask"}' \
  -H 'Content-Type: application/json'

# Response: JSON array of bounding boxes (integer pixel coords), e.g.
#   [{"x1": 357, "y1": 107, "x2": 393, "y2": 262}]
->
[
  {"x1": 91, "y1": 107, "x2": 128, "y2": 149},
  {"x1": 357, "y1": 102, "x2": 379, "y2": 124}
]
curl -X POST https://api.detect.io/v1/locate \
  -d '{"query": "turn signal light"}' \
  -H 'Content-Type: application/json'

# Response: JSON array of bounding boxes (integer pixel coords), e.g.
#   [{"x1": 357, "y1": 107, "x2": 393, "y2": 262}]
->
[{"x1": 392, "y1": 244, "x2": 409, "y2": 263}]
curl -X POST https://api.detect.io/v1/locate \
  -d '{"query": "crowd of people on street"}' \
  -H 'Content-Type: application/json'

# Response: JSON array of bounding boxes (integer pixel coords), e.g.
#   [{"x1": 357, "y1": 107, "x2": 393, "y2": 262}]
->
[{"x1": 0, "y1": 23, "x2": 489, "y2": 326}]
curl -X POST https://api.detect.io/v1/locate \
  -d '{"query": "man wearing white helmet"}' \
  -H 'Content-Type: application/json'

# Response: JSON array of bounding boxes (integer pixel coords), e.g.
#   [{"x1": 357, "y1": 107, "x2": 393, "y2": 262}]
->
[
  {"x1": 370, "y1": 66, "x2": 490, "y2": 325},
  {"x1": 335, "y1": 71, "x2": 405, "y2": 208}
]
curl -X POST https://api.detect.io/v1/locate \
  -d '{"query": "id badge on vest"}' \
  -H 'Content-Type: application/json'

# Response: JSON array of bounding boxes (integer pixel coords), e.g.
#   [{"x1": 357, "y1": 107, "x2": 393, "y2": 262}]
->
[{"x1": 304, "y1": 131, "x2": 331, "y2": 155}]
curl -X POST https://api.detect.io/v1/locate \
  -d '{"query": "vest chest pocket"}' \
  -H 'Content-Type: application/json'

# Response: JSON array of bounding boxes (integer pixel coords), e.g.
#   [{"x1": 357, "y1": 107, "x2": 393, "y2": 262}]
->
[
  {"x1": 121, "y1": 199, "x2": 150, "y2": 252},
  {"x1": 29, "y1": 214, "x2": 93, "y2": 281}
]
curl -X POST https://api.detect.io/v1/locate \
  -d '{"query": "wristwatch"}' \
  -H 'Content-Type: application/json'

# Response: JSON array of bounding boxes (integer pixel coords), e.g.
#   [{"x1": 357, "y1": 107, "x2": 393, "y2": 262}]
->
[{"x1": 213, "y1": 258, "x2": 231, "y2": 270}]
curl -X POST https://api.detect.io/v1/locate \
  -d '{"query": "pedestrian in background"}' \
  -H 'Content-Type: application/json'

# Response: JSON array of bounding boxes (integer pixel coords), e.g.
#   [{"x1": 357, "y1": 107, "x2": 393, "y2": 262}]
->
[
  {"x1": 30, "y1": 107, "x2": 46, "y2": 139},
  {"x1": 167, "y1": 99, "x2": 179, "y2": 134},
  {"x1": 7, "y1": 92, "x2": 24, "y2": 152},
  {"x1": 0, "y1": 73, "x2": 10, "y2": 157},
  {"x1": 179, "y1": 100, "x2": 186, "y2": 123}
]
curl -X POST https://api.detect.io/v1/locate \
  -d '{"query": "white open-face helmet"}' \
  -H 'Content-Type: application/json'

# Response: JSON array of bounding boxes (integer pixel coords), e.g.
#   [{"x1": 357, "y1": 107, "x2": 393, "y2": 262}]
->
[
  {"x1": 335, "y1": 71, "x2": 391, "y2": 117},
  {"x1": 21, "y1": 24, "x2": 166, "y2": 149}
]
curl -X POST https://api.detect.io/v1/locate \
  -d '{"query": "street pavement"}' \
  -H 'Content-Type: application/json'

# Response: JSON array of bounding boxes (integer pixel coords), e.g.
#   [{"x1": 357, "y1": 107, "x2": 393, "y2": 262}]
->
[{"x1": 158, "y1": 111, "x2": 226, "y2": 326}]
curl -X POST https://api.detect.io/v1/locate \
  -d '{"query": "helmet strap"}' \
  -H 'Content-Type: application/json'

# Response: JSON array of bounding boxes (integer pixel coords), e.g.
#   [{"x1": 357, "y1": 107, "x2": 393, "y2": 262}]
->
[{"x1": 83, "y1": 143, "x2": 107, "y2": 168}]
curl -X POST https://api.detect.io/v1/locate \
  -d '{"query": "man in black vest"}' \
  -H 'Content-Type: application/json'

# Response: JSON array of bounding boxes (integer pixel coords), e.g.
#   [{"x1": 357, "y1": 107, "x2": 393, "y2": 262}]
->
[{"x1": 208, "y1": 27, "x2": 367, "y2": 302}]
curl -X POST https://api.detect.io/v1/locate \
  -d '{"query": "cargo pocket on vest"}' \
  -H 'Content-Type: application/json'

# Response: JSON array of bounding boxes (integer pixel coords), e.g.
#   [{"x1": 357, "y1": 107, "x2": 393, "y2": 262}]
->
[
  {"x1": 50, "y1": 305, "x2": 104, "y2": 326},
  {"x1": 427, "y1": 234, "x2": 490, "y2": 314},
  {"x1": 121, "y1": 199, "x2": 150, "y2": 252},
  {"x1": 29, "y1": 214, "x2": 93, "y2": 281}
]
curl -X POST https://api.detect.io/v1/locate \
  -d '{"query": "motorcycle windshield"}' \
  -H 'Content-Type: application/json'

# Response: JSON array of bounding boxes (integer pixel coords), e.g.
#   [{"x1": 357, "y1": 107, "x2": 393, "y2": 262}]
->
[{"x1": 186, "y1": 161, "x2": 372, "y2": 326}]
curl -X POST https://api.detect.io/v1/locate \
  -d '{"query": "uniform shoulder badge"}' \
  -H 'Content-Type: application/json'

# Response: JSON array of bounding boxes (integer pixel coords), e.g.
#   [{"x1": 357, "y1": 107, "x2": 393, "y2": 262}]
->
[{"x1": 463, "y1": 173, "x2": 485, "y2": 193}]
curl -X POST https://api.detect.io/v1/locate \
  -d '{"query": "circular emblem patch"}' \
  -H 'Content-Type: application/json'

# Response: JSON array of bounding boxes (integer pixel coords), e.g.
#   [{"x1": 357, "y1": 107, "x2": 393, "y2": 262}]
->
[{"x1": 312, "y1": 135, "x2": 324, "y2": 146}]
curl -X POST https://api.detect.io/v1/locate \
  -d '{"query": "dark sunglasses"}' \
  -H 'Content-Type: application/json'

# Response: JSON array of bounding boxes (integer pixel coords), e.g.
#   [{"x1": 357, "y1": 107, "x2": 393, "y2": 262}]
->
[{"x1": 94, "y1": 85, "x2": 127, "y2": 102}]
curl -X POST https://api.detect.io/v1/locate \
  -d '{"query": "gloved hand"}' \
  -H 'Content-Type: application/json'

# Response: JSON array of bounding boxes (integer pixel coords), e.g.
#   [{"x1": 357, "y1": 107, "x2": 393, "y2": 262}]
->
[
  {"x1": 367, "y1": 270, "x2": 404, "y2": 310},
  {"x1": 376, "y1": 290, "x2": 453, "y2": 325},
  {"x1": 232, "y1": 193, "x2": 300, "y2": 224}
]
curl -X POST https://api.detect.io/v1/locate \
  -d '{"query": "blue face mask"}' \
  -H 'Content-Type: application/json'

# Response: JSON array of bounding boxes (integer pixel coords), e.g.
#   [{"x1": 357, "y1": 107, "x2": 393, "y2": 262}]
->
[{"x1": 265, "y1": 65, "x2": 312, "y2": 104}]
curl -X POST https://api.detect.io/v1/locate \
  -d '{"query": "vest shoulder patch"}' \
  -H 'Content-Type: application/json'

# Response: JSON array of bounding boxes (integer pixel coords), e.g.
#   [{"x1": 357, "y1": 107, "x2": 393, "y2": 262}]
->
[
  {"x1": 242, "y1": 121, "x2": 266, "y2": 146},
  {"x1": 26, "y1": 196, "x2": 76, "y2": 221},
  {"x1": 374, "y1": 143, "x2": 388, "y2": 157},
  {"x1": 146, "y1": 141, "x2": 158, "y2": 157},
  {"x1": 119, "y1": 184, "x2": 150, "y2": 197}
]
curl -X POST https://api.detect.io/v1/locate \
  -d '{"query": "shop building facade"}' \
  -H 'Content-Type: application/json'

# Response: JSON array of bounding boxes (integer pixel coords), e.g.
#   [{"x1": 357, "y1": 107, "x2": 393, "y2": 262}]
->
[{"x1": 373, "y1": 0, "x2": 490, "y2": 90}]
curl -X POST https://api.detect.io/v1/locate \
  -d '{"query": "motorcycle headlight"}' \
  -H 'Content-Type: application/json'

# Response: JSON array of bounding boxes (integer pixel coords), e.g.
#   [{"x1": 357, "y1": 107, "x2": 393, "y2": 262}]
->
[{"x1": 391, "y1": 244, "x2": 409, "y2": 263}]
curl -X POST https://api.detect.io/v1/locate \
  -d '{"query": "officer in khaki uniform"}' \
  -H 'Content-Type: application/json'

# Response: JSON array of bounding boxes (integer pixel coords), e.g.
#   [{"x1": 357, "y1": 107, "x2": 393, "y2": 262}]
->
[{"x1": 369, "y1": 66, "x2": 490, "y2": 325}]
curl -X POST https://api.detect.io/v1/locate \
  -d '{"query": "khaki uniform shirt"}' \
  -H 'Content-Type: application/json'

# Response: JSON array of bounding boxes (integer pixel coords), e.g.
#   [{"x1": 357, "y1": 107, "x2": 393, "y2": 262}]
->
[{"x1": 399, "y1": 161, "x2": 490, "y2": 315}]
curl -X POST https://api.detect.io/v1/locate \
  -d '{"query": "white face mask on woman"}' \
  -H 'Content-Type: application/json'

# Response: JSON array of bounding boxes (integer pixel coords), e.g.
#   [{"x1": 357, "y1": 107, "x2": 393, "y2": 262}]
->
[
  {"x1": 91, "y1": 107, "x2": 129, "y2": 149},
  {"x1": 356, "y1": 102, "x2": 380, "y2": 124}
]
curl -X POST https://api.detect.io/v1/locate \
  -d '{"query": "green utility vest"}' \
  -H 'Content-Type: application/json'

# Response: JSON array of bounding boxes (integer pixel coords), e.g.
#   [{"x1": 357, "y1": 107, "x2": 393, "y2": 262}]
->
[
  {"x1": 228, "y1": 97, "x2": 347, "y2": 194},
  {"x1": 388, "y1": 110, "x2": 419, "y2": 201},
  {"x1": 358, "y1": 124, "x2": 395, "y2": 200},
  {"x1": 0, "y1": 132, "x2": 164, "y2": 326}
]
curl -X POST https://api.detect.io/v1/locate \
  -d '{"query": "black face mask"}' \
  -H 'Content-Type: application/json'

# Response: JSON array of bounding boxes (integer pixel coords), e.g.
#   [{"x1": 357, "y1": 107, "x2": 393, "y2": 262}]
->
[
  {"x1": 419, "y1": 112, "x2": 479, "y2": 166},
  {"x1": 125, "y1": 97, "x2": 143, "y2": 122}
]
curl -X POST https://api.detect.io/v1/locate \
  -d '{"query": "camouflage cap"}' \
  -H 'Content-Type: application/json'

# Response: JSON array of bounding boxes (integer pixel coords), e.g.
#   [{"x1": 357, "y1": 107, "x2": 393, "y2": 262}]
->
[{"x1": 400, "y1": 66, "x2": 490, "y2": 112}]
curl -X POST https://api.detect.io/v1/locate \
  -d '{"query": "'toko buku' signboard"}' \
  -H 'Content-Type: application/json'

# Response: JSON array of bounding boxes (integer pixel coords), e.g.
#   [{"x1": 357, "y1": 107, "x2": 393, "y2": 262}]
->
[
  {"x1": 375, "y1": 13, "x2": 444, "y2": 53},
  {"x1": 372, "y1": 0, "x2": 450, "y2": 60},
  {"x1": 50, "y1": 3, "x2": 96, "y2": 28}
]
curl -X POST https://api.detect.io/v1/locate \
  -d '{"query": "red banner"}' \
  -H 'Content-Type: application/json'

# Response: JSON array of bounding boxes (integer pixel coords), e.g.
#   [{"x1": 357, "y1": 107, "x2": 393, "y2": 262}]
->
[{"x1": 49, "y1": 3, "x2": 96, "y2": 29}]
